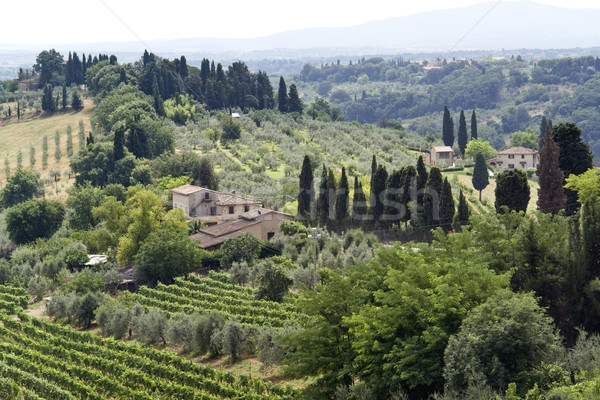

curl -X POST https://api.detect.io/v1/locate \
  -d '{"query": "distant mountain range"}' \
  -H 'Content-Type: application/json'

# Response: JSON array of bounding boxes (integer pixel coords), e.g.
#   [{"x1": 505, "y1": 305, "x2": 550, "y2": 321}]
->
[
  {"x1": 5, "y1": 2, "x2": 599, "y2": 53},
  {"x1": 3, "y1": 1, "x2": 600, "y2": 65}
]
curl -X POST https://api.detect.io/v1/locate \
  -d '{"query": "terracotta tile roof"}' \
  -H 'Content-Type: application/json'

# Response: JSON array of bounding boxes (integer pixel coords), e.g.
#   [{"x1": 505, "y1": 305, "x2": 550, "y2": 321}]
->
[
  {"x1": 171, "y1": 185, "x2": 207, "y2": 195},
  {"x1": 217, "y1": 193, "x2": 261, "y2": 206},
  {"x1": 431, "y1": 146, "x2": 454, "y2": 152},
  {"x1": 497, "y1": 146, "x2": 538, "y2": 155},
  {"x1": 194, "y1": 218, "x2": 261, "y2": 238},
  {"x1": 191, "y1": 231, "x2": 245, "y2": 249},
  {"x1": 239, "y1": 208, "x2": 293, "y2": 220}
]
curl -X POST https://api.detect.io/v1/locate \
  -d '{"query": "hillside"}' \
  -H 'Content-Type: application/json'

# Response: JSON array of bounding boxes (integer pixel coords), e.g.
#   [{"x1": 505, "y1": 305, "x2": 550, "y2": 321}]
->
[{"x1": 0, "y1": 98, "x2": 93, "y2": 200}]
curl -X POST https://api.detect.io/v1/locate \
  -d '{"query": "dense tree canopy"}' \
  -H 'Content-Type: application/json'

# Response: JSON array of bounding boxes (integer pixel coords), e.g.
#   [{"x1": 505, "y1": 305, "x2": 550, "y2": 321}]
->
[
  {"x1": 6, "y1": 199, "x2": 65, "y2": 244},
  {"x1": 1, "y1": 169, "x2": 41, "y2": 208},
  {"x1": 495, "y1": 169, "x2": 530, "y2": 214}
]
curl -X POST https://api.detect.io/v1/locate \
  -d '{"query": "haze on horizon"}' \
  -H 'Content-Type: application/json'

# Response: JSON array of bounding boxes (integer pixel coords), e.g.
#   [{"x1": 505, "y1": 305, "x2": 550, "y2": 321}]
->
[{"x1": 1, "y1": 0, "x2": 600, "y2": 46}]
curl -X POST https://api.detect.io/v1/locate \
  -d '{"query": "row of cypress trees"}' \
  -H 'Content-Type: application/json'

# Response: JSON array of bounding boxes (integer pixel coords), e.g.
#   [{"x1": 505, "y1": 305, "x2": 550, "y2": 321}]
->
[{"x1": 298, "y1": 154, "x2": 469, "y2": 233}]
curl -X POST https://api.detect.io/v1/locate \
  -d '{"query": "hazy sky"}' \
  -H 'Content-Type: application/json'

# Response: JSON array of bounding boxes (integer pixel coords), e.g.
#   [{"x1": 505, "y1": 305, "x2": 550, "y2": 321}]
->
[{"x1": 1, "y1": 0, "x2": 600, "y2": 44}]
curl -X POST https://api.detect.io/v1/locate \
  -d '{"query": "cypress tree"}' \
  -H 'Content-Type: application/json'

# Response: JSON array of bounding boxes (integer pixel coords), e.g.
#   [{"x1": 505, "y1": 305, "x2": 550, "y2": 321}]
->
[
  {"x1": 400, "y1": 166, "x2": 417, "y2": 229},
  {"x1": 29, "y1": 146, "x2": 35, "y2": 169},
  {"x1": 472, "y1": 153, "x2": 489, "y2": 202},
  {"x1": 42, "y1": 136, "x2": 48, "y2": 170},
  {"x1": 457, "y1": 109, "x2": 468, "y2": 156},
  {"x1": 423, "y1": 167, "x2": 443, "y2": 228},
  {"x1": 384, "y1": 169, "x2": 405, "y2": 227},
  {"x1": 335, "y1": 167, "x2": 349, "y2": 223},
  {"x1": 495, "y1": 170, "x2": 530, "y2": 214},
  {"x1": 71, "y1": 90, "x2": 83, "y2": 111},
  {"x1": 327, "y1": 168, "x2": 337, "y2": 224},
  {"x1": 114, "y1": 126, "x2": 125, "y2": 162},
  {"x1": 16, "y1": 149, "x2": 22, "y2": 170},
  {"x1": 416, "y1": 155, "x2": 428, "y2": 224},
  {"x1": 152, "y1": 76, "x2": 164, "y2": 116},
  {"x1": 442, "y1": 105, "x2": 454, "y2": 147},
  {"x1": 553, "y1": 122, "x2": 593, "y2": 215},
  {"x1": 66, "y1": 126, "x2": 73, "y2": 157},
  {"x1": 537, "y1": 126, "x2": 565, "y2": 215},
  {"x1": 16, "y1": 102, "x2": 20, "y2": 120},
  {"x1": 62, "y1": 83, "x2": 67, "y2": 109},
  {"x1": 539, "y1": 115, "x2": 548, "y2": 150},
  {"x1": 352, "y1": 176, "x2": 368, "y2": 223},
  {"x1": 471, "y1": 110, "x2": 478, "y2": 140},
  {"x1": 78, "y1": 120, "x2": 85, "y2": 150},
  {"x1": 439, "y1": 177, "x2": 455, "y2": 232},
  {"x1": 317, "y1": 165, "x2": 329, "y2": 226},
  {"x1": 370, "y1": 165, "x2": 388, "y2": 224},
  {"x1": 369, "y1": 155, "x2": 377, "y2": 211},
  {"x1": 54, "y1": 131, "x2": 61, "y2": 162},
  {"x1": 298, "y1": 155, "x2": 314, "y2": 224},
  {"x1": 455, "y1": 189, "x2": 470, "y2": 229},
  {"x1": 287, "y1": 84, "x2": 303, "y2": 113},
  {"x1": 42, "y1": 84, "x2": 55, "y2": 112},
  {"x1": 416, "y1": 155, "x2": 428, "y2": 194},
  {"x1": 278, "y1": 76, "x2": 288, "y2": 113}
]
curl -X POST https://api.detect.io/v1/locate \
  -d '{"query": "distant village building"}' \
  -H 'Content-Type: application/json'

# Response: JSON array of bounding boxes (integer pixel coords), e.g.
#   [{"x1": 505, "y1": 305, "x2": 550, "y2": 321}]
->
[
  {"x1": 171, "y1": 184, "x2": 261, "y2": 224},
  {"x1": 488, "y1": 146, "x2": 539, "y2": 170},
  {"x1": 428, "y1": 146, "x2": 454, "y2": 167},
  {"x1": 190, "y1": 208, "x2": 293, "y2": 249}
]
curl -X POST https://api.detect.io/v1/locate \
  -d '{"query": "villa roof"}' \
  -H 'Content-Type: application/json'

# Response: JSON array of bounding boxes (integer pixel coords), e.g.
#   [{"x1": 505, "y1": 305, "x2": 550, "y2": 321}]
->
[
  {"x1": 431, "y1": 146, "x2": 454, "y2": 153},
  {"x1": 497, "y1": 146, "x2": 538, "y2": 155}
]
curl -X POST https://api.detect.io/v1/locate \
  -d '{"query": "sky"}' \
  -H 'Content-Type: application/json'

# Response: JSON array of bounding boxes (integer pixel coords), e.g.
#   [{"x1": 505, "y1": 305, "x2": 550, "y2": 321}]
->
[{"x1": 1, "y1": 0, "x2": 600, "y2": 45}]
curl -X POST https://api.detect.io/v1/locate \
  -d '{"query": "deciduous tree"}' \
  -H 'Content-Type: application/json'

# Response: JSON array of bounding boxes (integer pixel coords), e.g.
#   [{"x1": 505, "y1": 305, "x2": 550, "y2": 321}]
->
[{"x1": 495, "y1": 169, "x2": 530, "y2": 214}]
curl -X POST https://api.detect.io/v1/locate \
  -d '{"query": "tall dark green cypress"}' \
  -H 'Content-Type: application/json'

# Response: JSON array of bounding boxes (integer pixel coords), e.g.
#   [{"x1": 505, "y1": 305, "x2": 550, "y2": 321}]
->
[
  {"x1": 472, "y1": 153, "x2": 489, "y2": 202},
  {"x1": 457, "y1": 109, "x2": 468, "y2": 156},
  {"x1": 537, "y1": 126, "x2": 565, "y2": 215},
  {"x1": 455, "y1": 189, "x2": 470, "y2": 229},
  {"x1": 369, "y1": 155, "x2": 377, "y2": 211},
  {"x1": 439, "y1": 177, "x2": 455, "y2": 232},
  {"x1": 327, "y1": 168, "x2": 337, "y2": 225},
  {"x1": 62, "y1": 84, "x2": 67, "y2": 110},
  {"x1": 298, "y1": 155, "x2": 314, "y2": 224},
  {"x1": 42, "y1": 84, "x2": 55, "y2": 112},
  {"x1": 423, "y1": 167, "x2": 443, "y2": 229},
  {"x1": 370, "y1": 165, "x2": 388, "y2": 224},
  {"x1": 384, "y1": 169, "x2": 405, "y2": 227},
  {"x1": 335, "y1": 167, "x2": 349, "y2": 223},
  {"x1": 539, "y1": 115, "x2": 548, "y2": 150},
  {"x1": 471, "y1": 110, "x2": 478, "y2": 140},
  {"x1": 552, "y1": 122, "x2": 593, "y2": 215},
  {"x1": 278, "y1": 76, "x2": 288, "y2": 113},
  {"x1": 352, "y1": 176, "x2": 368, "y2": 223},
  {"x1": 416, "y1": 155, "x2": 428, "y2": 193},
  {"x1": 317, "y1": 165, "x2": 329, "y2": 227},
  {"x1": 416, "y1": 155, "x2": 429, "y2": 224},
  {"x1": 113, "y1": 126, "x2": 125, "y2": 162},
  {"x1": 152, "y1": 76, "x2": 164, "y2": 116},
  {"x1": 287, "y1": 84, "x2": 303, "y2": 114},
  {"x1": 442, "y1": 105, "x2": 454, "y2": 147},
  {"x1": 401, "y1": 166, "x2": 417, "y2": 229}
]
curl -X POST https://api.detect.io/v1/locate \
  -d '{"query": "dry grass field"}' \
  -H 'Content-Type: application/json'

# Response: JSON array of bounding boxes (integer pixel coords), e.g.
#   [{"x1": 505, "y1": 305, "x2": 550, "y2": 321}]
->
[{"x1": 0, "y1": 98, "x2": 95, "y2": 201}]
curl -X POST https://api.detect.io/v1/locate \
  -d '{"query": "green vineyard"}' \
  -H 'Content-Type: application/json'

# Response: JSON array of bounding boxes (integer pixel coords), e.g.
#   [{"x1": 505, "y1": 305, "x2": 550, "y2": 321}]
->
[
  {"x1": 132, "y1": 275, "x2": 304, "y2": 328},
  {"x1": 0, "y1": 287, "x2": 297, "y2": 400}
]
